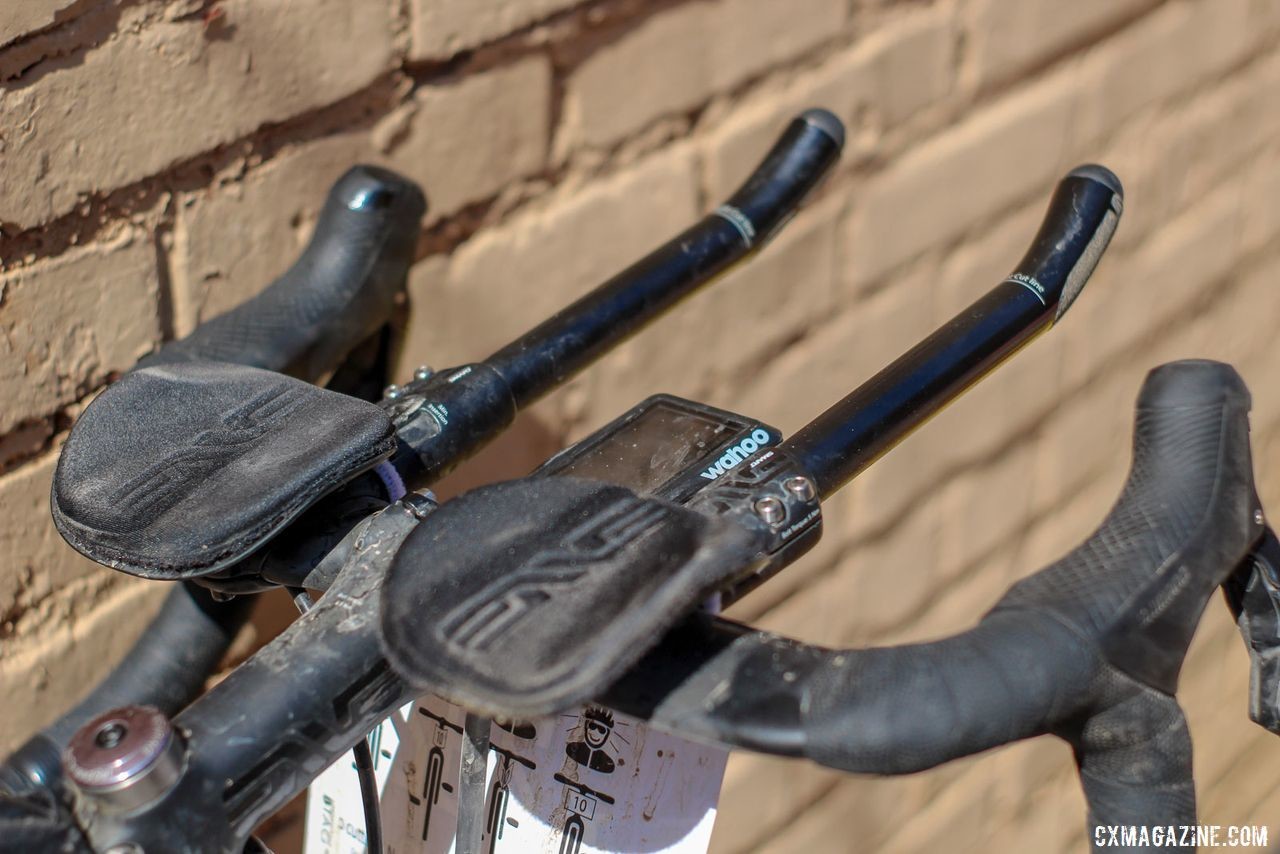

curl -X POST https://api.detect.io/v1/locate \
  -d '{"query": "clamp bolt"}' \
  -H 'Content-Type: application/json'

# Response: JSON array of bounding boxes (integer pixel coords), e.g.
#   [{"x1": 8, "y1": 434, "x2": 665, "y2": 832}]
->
[
  {"x1": 414, "y1": 366, "x2": 435, "y2": 382},
  {"x1": 784, "y1": 476, "x2": 816, "y2": 501},
  {"x1": 384, "y1": 384, "x2": 403, "y2": 400},
  {"x1": 754, "y1": 496, "x2": 785, "y2": 526},
  {"x1": 402, "y1": 490, "x2": 439, "y2": 520}
]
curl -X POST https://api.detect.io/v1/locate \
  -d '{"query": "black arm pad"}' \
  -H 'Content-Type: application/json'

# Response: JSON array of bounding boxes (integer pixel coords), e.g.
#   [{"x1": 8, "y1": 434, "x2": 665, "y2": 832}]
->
[{"x1": 140, "y1": 165, "x2": 425, "y2": 382}]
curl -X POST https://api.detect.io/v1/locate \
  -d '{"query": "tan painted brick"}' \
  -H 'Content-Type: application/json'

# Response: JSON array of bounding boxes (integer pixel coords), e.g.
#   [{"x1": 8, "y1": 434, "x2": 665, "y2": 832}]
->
[
  {"x1": 400, "y1": 56, "x2": 551, "y2": 220},
  {"x1": 0, "y1": 231, "x2": 159, "y2": 433},
  {"x1": 961, "y1": 0, "x2": 1156, "y2": 90},
  {"x1": 737, "y1": 264, "x2": 936, "y2": 439},
  {"x1": 1015, "y1": 470, "x2": 1121, "y2": 575},
  {"x1": 893, "y1": 200, "x2": 1070, "y2": 477},
  {"x1": 1029, "y1": 362, "x2": 1139, "y2": 516},
  {"x1": 741, "y1": 734, "x2": 1084, "y2": 854},
  {"x1": 1239, "y1": 142, "x2": 1280, "y2": 257},
  {"x1": 0, "y1": 0, "x2": 397, "y2": 228},
  {"x1": 559, "y1": 3, "x2": 709, "y2": 152},
  {"x1": 0, "y1": 0, "x2": 81, "y2": 47},
  {"x1": 1201, "y1": 741, "x2": 1280, "y2": 828},
  {"x1": 409, "y1": 0, "x2": 582, "y2": 60},
  {"x1": 841, "y1": 70, "x2": 1077, "y2": 293},
  {"x1": 1252, "y1": 427, "x2": 1280, "y2": 516},
  {"x1": 173, "y1": 131, "x2": 380, "y2": 335},
  {"x1": 935, "y1": 441, "x2": 1035, "y2": 582},
  {"x1": 783, "y1": 278, "x2": 950, "y2": 542},
  {"x1": 1070, "y1": 0, "x2": 1264, "y2": 154},
  {"x1": 699, "y1": 0, "x2": 847, "y2": 97},
  {"x1": 866, "y1": 4, "x2": 957, "y2": 130},
  {"x1": 173, "y1": 53, "x2": 551, "y2": 335},
  {"x1": 559, "y1": 0, "x2": 846, "y2": 151},
  {"x1": 0, "y1": 573, "x2": 165, "y2": 752},
  {"x1": 1197, "y1": 264, "x2": 1280, "y2": 370},
  {"x1": 732, "y1": 759, "x2": 971, "y2": 854},
  {"x1": 701, "y1": 3, "x2": 955, "y2": 200},
  {"x1": 0, "y1": 454, "x2": 111, "y2": 633},
  {"x1": 1035, "y1": 251, "x2": 1280, "y2": 522},
  {"x1": 872, "y1": 537, "x2": 1017, "y2": 648},
  {"x1": 174, "y1": 78, "x2": 552, "y2": 338},
  {"x1": 1164, "y1": 56, "x2": 1280, "y2": 246},
  {"x1": 1077, "y1": 50, "x2": 1280, "y2": 246},
  {"x1": 400, "y1": 142, "x2": 699, "y2": 380},
  {"x1": 930, "y1": 199, "x2": 1045, "y2": 320},
  {"x1": 700, "y1": 59, "x2": 867, "y2": 212},
  {"x1": 1061, "y1": 179, "x2": 1244, "y2": 389}
]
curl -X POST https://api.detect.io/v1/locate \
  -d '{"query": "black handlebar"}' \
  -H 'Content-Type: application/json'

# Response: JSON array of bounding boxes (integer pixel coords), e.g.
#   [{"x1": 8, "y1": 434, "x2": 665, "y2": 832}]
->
[
  {"x1": 24, "y1": 138, "x2": 1275, "y2": 854},
  {"x1": 483, "y1": 109, "x2": 844, "y2": 410},
  {"x1": 255, "y1": 110, "x2": 847, "y2": 589},
  {"x1": 382, "y1": 109, "x2": 845, "y2": 487},
  {"x1": 782, "y1": 164, "x2": 1124, "y2": 498},
  {"x1": 2, "y1": 166, "x2": 424, "y2": 805},
  {"x1": 15, "y1": 113, "x2": 849, "y2": 851},
  {"x1": 604, "y1": 360, "x2": 1264, "y2": 846},
  {"x1": 58, "y1": 503, "x2": 427, "y2": 853},
  {"x1": 52, "y1": 163, "x2": 1131, "y2": 854},
  {"x1": 69, "y1": 351, "x2": 1266, "y2": 854},
  {"x1": 138, "y1": 164, "x2": 426, "y2": 382},
  {"x1": 0, "y1": 584, "x2": 253, "y2": 797}
]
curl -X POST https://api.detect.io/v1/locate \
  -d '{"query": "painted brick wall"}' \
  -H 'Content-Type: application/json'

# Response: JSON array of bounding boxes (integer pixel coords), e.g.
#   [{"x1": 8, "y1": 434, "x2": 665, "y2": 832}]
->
[{"x1": 3, "y1": 1, "x2": 1279, "y2": 851}]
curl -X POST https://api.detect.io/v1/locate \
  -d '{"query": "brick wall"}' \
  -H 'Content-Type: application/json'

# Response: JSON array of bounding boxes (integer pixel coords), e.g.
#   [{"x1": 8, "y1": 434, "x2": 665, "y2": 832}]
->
[{"x1": 3, "y1": 1, "x2": 1280, "y2": 851}]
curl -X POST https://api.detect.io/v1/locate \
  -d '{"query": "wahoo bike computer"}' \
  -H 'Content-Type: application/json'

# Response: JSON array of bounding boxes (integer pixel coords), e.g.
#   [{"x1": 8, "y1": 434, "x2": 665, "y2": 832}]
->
[{"x1": 534, "y1": 394, "x2": 781, "y2": 503}]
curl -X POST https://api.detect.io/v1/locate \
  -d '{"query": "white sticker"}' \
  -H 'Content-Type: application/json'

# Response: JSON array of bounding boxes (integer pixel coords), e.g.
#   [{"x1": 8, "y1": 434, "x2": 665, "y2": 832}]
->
[{"x1": 305, "y1": 697, "x2": 727, "y2": 854}]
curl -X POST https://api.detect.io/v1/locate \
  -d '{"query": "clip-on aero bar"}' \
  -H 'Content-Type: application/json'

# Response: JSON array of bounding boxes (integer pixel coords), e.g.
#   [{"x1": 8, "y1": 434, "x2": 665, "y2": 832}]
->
[
  {"x1": 49, "y1": 165, "x2": 1162, "y2": 854},
  {"x1": 48, "y1": 110, "x2": 846, "y2": 596},
  {"x1": 1, "y1": 109, "x2": 842, "y2": 837}
]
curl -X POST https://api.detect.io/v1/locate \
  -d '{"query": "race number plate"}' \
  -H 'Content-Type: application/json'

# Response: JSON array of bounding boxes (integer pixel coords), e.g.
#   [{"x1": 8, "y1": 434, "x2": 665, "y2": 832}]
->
[{"x1": 304, "y1": 697, "x2": 728, "y2": 853}]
